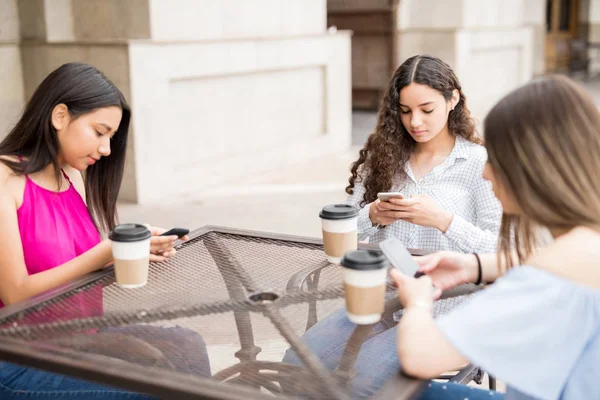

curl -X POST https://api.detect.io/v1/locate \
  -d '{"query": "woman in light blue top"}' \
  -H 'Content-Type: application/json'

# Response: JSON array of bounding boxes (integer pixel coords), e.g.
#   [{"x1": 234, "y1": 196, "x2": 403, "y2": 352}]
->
[{"x1": 393, "y1": 74, "x2": 600, "y2": 400}]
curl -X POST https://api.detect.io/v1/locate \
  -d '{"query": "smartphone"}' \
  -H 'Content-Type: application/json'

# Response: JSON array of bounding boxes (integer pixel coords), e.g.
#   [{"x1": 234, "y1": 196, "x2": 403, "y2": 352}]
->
[
  {"x1": 377, "y1": 192, "x2": 405, "y2": 202},
  {"x1": 160, "y1": 228, "x2": 190, "y2": 238},
  {"x1": 378, "y1": 237, "x2": 421, "y2": 277}
]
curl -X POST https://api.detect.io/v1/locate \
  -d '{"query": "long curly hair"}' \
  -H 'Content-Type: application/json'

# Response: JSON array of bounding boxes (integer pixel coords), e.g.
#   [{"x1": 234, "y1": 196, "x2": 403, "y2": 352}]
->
[{"x1": 346, "y1": 55, "x2": 480, "y2": 206}]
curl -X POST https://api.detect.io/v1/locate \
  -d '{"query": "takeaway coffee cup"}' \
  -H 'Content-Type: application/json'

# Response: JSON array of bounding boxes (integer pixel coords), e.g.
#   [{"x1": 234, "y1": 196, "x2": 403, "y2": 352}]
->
[
  {"x1": 109, "y1": 224, "x2": 152, "y2": 288},
  {"x1": 319, "y1": 204, "x2": 359, "y2": 264},
  {"x1": 341, "y1": 250, "x2": 388, "y2": 325}
]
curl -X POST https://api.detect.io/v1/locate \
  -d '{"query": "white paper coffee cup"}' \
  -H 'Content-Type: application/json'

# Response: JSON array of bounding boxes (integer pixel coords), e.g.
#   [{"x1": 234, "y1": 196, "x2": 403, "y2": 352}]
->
[
  {"x1": 109, "y1": 224, "x2": 152, "y2": 288},
  {"x1": 341, "y1": 250, "x2": 389, "y2": 325},
  {"x1": 319, "y1": 204, "x2": 359, "y2": 264}
]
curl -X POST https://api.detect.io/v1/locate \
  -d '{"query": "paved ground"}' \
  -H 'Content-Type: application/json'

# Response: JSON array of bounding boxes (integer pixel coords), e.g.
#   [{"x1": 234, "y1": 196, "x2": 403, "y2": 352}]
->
[{"x1": 118, "y1": 112, "x2": 375, "y2": 238}]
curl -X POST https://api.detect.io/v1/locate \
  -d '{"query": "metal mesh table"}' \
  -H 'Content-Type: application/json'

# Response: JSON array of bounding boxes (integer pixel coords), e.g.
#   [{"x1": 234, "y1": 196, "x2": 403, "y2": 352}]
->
[{"x1": 0, "y1": 226, "x2": 480, "y2": 399}]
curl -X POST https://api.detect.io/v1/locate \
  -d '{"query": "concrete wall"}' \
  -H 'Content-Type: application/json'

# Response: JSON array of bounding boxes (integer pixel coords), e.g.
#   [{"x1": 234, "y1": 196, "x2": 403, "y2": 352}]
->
[
  {"x1": 588, "y1": 0, "x2": 600, "y2": 73},
  {"x1": 127, "y1": 32, "x2": 351, "y2": 203},
  {"x1": 397, "y1": 0, "x2": 534, "y2": 122},
  {"x1": 0, "y1": 0, "x2": 24, "y2": 139},
  {"x1": 523, "y1": 0, "x2": 546, "y2": 75}
]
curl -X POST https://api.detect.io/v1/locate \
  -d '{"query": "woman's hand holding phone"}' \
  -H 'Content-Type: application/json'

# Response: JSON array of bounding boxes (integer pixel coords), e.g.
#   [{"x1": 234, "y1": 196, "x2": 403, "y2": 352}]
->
[
  {"x1": 143, "y1": 225, "x2": 190, "y2": 262},
  {"x1": 415, "y1": 251, "x2": 478, "y2": 295},
  {"x1": 370, "y1": 192, "x2": 405, "y2": 226},
  {"x1": 370, "y1": 193, "x2": 453, "y2": 232}
]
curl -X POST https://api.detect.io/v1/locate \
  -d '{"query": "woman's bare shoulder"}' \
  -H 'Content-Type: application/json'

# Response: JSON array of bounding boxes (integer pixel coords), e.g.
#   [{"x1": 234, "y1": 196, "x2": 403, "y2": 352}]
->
[
  {"x1": 0, "y1": 156, "x2": 26, "y2": 207},
  {"x1": 62, "y1": 165, "x2": 86, "y2": 202},
  {"x1": 526, "y1": 227, "x2": 600, "y2": 288}
]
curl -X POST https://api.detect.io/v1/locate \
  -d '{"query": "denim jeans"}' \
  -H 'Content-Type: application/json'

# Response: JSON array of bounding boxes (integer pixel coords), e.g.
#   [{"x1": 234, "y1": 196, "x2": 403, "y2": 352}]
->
[
  {"x1": 419, "y1": 382, "x2": 505, "y2": 400},
  {"x1": 0, "y1": 362, "x2": 156, "y2": 399},
  {"x1": 282, "y1": 307, "x2": 399, "y2": 397},
  {"x1": 0, "y1": 325, "x2": 211, "y2": 399},
  {"x1": 283, "y1": 308, "x2": 504, "y2": 399}
]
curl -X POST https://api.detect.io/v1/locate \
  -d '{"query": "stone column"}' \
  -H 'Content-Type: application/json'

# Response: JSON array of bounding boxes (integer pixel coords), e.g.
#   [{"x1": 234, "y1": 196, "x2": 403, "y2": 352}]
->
[
  {"x1": 12, "y1": 0, "x2": 352, "y2": 204},
  {"x1": 0, "y1": 0, "x2": 24, "y2": 139},
  {"x1": 523, "y1": 0, "x2": 546, "y2": 76},
  {"x1": 396, "y1": 0, "x2": 534, "y2": 122},
  {"x1": 587, "y1": 0, "x2": 600, "y2": 74}
]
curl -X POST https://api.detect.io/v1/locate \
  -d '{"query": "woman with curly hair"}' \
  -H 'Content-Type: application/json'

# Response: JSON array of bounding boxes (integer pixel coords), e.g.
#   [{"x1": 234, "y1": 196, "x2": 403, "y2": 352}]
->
[
  {"x1": 282, "y1": 55, "x2": 502, "y2": 396},
  {"x1": 347, "y1": 54, "x2": 501, "y2": 253}
]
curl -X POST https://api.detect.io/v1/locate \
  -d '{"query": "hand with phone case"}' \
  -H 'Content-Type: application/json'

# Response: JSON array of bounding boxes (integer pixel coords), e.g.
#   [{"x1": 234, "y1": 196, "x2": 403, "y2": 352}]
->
[
  {"x1": 415, "y1": 251, "x2": 479, "y2": 293},
  {"x1": 377, "y1": 192, "x2": 405, "y2": 202},
  {"x1": 144, "y1": 225, "x2": 190, "y2": 262},
  {"x1": 380, "y1": 238, "x2": 441, "y2": 302}
]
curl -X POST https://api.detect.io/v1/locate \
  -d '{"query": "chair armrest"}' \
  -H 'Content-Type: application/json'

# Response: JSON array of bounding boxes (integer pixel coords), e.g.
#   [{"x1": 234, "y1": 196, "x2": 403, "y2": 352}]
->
[{"x1": 286, "y1": 261, "x2": 332, "y2": 293}]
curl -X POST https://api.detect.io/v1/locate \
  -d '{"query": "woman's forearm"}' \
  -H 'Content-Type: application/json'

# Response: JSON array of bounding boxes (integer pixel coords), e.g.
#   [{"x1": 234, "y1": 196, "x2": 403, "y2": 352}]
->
[
  {"x1": 463, "y1": 253, "x2": 503, "y2": 284},
  {"x1": 397, "y1": 307, "x2": 469, "y2": 379},
  {"x1": 2, "y1": 240, "x2": 112, "y2": 305}
]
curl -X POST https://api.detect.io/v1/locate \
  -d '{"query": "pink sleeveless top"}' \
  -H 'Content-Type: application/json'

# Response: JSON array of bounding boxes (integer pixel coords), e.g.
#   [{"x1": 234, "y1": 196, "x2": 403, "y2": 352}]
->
[
  {"x1": 17, "y1": 171, "x2": 101, "y2": 274},
  {"x1": 0, "y1": 166, "x2": 103, "y2": 317}
]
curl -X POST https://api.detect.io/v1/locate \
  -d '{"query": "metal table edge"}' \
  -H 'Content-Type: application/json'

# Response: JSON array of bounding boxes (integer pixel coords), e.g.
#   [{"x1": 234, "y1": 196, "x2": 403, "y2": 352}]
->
[{"x1": 0, "y1": 337, "x2": 295, "y2": 400}]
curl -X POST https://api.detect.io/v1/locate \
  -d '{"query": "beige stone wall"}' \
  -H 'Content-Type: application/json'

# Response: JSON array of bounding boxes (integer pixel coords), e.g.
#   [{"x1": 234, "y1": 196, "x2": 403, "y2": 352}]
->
[
  {"x1": 0, "y1": 0, "x2": 24, "y2": 140},
  {"x1": 397, "y1": 0, "x2": 534, "y2": 121},
  {"x1": 523, "y1": 0, "x2": 546, "y2": 76},
  {"x1": 148, "y1": 0, "x2": 326, "y2": 41},
  {"x1": 126, "y1": 32, "x2": 351, "y2": 203},
  {"x1": 588, "y1": 0, "x2": 600, "y2": 73}
]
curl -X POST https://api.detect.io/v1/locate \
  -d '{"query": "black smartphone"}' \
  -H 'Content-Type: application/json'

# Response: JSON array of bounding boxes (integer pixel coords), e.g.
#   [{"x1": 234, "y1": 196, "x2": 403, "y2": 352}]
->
[
  {"x1": 160, "y1": 228, "x2": 190, "y2": 238},
  {"x1": 378, "y1": 237, "x2": 421, "y2": 277}
]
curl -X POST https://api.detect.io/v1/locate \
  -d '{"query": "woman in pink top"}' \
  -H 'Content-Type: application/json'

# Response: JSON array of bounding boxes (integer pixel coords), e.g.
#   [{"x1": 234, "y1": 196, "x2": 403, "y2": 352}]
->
[{"x1": 0, "y1": 63, "x2": 208, "y2": 399}]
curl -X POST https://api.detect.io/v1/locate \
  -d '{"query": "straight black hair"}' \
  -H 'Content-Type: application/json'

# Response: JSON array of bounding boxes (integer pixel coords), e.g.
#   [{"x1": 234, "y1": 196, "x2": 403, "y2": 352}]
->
[{"x1": 0, "y1": 62, "x2": 131, "y2": 233}]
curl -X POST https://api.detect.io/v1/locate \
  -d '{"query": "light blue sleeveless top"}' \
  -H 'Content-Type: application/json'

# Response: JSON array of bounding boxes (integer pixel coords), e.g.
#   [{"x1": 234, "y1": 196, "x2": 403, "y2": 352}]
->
[{"x1": 437, "y1": 266, "x2": 600, "y2": 400}]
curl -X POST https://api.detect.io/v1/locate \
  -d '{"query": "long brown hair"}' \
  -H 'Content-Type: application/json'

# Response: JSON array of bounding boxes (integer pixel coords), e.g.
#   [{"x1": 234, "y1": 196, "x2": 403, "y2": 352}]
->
[
  {"x1": 484, "y1": 75, "x2": 600, "y2": 270},
  {"x1": 346, "y1": 55, "x2": 479, "y2": 206},
  {"x1": 0, "y1": 62, "x2": 130, "y2": 233}
]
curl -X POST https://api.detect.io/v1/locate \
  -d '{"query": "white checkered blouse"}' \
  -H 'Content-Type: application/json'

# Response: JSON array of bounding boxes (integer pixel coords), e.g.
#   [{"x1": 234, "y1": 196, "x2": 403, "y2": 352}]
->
[{"x1": 346, "y1": 136, "x2": 502, "y2": 254}]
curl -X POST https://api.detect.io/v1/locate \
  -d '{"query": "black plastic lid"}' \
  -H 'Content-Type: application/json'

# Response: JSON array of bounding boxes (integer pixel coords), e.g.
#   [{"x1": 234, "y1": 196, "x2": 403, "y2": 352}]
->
[
  {"x1": 319, "y1": 204, "x2": 359, "y2": 220},
  {"x1": 109, "y1": 223, "x2": 151, "y2": 242},
  {"x1": 341, "y1": 250, "x2": 388, "y2": 271}
]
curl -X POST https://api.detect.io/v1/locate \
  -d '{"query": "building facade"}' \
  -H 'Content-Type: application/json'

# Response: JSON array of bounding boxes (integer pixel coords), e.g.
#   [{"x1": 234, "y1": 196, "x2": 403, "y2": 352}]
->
[
  {"x1": 0, "y1": 0, "x2": 597, "y2": 203},
  {"x1": 0, "y1": 0, "x2": 351, "y2": 203}
]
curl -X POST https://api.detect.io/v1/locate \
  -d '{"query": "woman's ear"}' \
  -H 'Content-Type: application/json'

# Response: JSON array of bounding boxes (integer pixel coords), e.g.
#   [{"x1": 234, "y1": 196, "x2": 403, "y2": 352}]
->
[
  {"x1": 451, "y1": 89, "x2": 460, "y2": 110},
  {"x1": 51, "y1": 104, "x2": 70, "y2": 131}
]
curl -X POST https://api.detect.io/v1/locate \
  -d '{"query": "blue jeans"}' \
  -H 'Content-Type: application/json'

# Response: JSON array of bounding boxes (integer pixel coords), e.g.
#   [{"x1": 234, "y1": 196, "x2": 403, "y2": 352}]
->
[
  {"x1": 282, "y1": 308, "x2": 399, "y2": 397},
  {"x1": 0, "y1": 325, "x2": 211, "y2": 399},
  {"x1": 0, "y1": 362, "x2": 155, "y2": 399},
  {"x1": 420, "y1": 382, "x2": 504, "y2": 399},
  {"x1": 283, "y1": 308, "x2": 504, "y2": 399}
]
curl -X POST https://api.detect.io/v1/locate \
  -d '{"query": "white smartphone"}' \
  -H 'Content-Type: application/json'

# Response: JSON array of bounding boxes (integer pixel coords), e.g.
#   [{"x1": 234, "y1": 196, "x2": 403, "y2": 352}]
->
[
  {"x1": 379, "y1": 237, "x2": 420, "y2": 277},
  {"x1": 377, "y1": 192, "x2": 405, "y2": 202}
]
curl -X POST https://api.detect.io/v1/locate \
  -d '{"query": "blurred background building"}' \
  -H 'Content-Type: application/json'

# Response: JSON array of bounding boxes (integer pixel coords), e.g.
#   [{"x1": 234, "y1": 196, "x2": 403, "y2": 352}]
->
[
  {"x1": 331, "y1": 0, "x2": 593, "y2": 114},
  {"x1": 0, "y1": 0, "x2": 597, "y2": 209}
]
